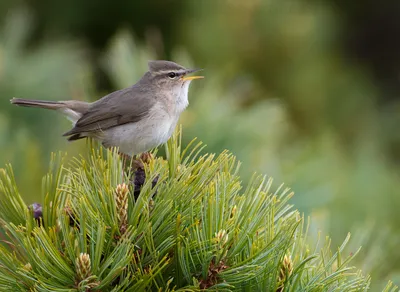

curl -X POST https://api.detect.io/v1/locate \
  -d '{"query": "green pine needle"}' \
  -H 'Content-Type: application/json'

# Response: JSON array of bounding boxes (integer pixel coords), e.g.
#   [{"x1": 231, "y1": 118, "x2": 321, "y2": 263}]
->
[{"x1": 0, "y1": 129, "x2": 384, "y2": 291}]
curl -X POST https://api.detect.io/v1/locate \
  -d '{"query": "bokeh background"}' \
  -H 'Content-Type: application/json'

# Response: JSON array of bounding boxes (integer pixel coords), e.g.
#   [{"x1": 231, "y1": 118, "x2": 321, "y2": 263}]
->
[{"x1": 1, "y1": 0, "x2": 399, "y2": 289}]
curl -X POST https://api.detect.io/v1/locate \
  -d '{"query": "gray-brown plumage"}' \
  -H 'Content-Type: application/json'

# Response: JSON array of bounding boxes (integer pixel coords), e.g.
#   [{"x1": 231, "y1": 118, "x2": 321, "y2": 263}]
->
[{"x1": 11, "y1": 60, "x2": 203, "y2": 155}]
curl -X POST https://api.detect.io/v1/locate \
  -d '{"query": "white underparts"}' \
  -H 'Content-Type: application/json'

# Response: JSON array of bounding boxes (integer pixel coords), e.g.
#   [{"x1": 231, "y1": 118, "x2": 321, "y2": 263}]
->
[{"x1": 58, "y1": 108, "x2": 82, "y2": 125}]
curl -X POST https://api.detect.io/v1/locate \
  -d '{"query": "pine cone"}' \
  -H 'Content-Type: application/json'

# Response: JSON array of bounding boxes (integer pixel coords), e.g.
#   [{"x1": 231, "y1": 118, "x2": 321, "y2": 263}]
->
[
  {"x1": 115, "y1": 183, "x2": 129, "y2": 235},
  {"x1": 277, "y1": 254, "x2": 293, "y2": 292},
  {"x1": 75, "y1": 253, "x2": 91, "y2": 280}
]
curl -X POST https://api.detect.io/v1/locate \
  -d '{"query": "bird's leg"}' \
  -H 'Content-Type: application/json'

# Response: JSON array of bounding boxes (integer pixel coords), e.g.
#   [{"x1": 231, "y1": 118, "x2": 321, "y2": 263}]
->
[
  {"x1": 132, "y1": 152, "x2": 157, "y2": 200},
  {"x1": 139, "y1": 152, "x2": 154, "y2": 165},
  {"x1": 119, "y1": 152, "x2": 153, "y2": 171},
  {"x1": 130, "y1": 152, "x2": 154, "y2": 170},
  {"x1": 118, "y1": 152, "x2": 154, "y2": 187}
]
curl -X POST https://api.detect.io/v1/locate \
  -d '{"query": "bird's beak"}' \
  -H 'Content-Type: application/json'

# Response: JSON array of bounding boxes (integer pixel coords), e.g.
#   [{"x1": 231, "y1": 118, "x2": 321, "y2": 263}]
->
[
  {"x1": 182, "y1": 75, "x2": 204, "y2": 81},
  {"x1": 182, "y1": 68, "x2": 204, "y2": 81}
]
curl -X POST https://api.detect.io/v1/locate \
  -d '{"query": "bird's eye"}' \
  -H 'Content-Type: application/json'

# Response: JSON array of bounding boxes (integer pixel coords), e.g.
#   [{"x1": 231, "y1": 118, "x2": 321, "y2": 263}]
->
[{"x1": 168, "y1": 72, "x2": 177, "y2": 79}]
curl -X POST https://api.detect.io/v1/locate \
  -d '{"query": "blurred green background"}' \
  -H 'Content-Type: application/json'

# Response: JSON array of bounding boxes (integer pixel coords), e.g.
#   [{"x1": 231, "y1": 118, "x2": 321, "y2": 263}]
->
[{"x1": 1, "y1": 0, "x2": 399, "y2": 289}]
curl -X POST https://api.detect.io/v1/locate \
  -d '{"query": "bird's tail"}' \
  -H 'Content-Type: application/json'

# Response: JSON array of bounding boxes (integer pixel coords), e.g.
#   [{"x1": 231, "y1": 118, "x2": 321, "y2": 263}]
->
[{"x1": 10, "y1": 98, "x2": 66, "y2": 110}]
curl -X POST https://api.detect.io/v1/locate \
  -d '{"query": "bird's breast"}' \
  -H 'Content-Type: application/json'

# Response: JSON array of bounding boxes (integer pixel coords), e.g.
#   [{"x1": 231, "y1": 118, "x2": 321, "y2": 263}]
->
[{"x1": 103, "y1": 104, "x2": 179, "y2": 155}]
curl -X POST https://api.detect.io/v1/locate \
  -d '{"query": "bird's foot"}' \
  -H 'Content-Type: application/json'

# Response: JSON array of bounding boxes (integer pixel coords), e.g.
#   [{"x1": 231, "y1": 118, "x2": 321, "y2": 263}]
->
[
  {"x1": 132, "y1": 152, "x2": 154, "y2": 170},
  {"x1": 139, "y1": 152, "x2": 154, "y2": 165},
  {"x1": 118, "y1": 152, "x2": 154, "y2": 171}
]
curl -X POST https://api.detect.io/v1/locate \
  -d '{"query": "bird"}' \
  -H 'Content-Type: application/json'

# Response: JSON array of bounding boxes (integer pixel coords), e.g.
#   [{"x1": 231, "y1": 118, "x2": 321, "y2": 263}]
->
[{"x1": 10, "y1": 60, "x2": 203, "y2": 156}]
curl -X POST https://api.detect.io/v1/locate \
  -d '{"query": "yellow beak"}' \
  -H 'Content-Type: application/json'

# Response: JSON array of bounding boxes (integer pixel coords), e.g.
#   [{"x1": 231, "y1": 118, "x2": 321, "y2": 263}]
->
[{"x1": 182, "y1": 75, "x2": 204, "y2": 81}]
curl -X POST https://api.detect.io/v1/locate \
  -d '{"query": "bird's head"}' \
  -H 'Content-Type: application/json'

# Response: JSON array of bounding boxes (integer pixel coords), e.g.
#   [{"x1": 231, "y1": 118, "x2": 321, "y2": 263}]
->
[{"x1": 147, "y1": 60, "x2": 203, "y2": 92}]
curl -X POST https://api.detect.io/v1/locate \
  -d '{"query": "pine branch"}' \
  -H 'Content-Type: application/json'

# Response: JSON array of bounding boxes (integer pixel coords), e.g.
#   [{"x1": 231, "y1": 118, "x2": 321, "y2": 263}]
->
[{"x1": 0, "y1": 129, "x2": 379, "y2": 291}]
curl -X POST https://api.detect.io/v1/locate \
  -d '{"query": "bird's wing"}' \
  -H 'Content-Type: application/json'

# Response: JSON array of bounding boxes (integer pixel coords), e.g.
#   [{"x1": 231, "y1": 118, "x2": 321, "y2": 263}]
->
[{"x1": 63, "y1": 87, "x2": 154, "y2": 137}]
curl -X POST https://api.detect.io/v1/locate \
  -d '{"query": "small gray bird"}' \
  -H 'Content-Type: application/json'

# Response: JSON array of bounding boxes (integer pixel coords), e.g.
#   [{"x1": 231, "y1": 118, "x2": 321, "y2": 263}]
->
[{"x1": 11, "y1": 60, "x2": 203, "y2": 155}]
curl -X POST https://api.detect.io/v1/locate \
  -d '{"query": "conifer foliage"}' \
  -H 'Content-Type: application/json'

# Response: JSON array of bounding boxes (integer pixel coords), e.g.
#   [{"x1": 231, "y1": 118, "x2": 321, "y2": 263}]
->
[{"x1": 0, "y1": 131, "x2": 392, "y2": 291}]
